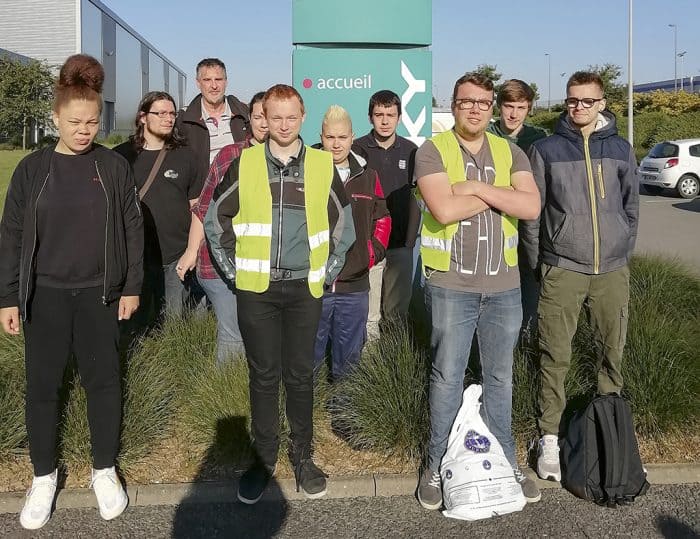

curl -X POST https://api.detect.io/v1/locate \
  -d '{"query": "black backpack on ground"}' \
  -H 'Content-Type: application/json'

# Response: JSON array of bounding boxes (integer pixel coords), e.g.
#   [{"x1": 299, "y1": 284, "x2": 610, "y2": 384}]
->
[{"x1": 561, "y1": 394, "x2": 650, "y2": 507}]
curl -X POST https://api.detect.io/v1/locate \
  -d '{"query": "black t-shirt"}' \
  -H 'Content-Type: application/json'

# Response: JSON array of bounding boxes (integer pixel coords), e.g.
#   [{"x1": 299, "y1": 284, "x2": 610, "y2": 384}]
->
[
  {"x1": 35, "y1": 148, "x2": 107, "y2": 288},
  {"x1": 116, "y1": 145, "x2": 202, "y2": 265}
]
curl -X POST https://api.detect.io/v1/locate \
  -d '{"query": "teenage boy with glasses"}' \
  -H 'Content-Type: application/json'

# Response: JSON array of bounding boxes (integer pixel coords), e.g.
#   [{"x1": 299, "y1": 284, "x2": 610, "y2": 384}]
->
[
  {"x1": 520, "y1": 71, "x2": 639, "y2": 483},
  {"x1": 414, "y1": 72, "x2": 542, "y2": 510}
]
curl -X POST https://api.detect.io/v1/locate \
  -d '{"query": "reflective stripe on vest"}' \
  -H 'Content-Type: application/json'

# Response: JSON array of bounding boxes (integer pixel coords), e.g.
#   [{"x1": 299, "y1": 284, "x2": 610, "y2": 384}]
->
[
  {"x1": 415, "y1": 130, "x2": 518, "y2": 272},
  {"x1": 234, "y1": 143, "x2": 333, "y2": 298}
]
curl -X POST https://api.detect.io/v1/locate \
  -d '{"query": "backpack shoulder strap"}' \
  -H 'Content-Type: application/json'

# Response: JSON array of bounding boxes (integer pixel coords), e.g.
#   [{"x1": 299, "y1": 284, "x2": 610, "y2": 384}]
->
[
  {"x1": 593, "y1": 396, "x2": 625, "y2": 502},
  {"x1": 613, "y1": 396, "x2": 633, "y2": 495}
]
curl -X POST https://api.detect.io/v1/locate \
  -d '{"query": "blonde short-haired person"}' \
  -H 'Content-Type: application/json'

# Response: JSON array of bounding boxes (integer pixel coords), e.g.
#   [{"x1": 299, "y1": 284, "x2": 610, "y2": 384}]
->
[{"x1": 314, "y1": 105, "x2": 391, "y2": 379}]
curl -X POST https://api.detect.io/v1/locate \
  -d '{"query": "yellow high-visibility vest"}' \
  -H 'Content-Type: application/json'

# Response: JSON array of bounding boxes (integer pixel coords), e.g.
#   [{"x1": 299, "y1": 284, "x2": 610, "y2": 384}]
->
[
  {"x1": 234, "y1": 143, "x2": 333, "y2": 298},
  {"x1": 416, "y1": 130, "x2": 518, "y2": 272}
]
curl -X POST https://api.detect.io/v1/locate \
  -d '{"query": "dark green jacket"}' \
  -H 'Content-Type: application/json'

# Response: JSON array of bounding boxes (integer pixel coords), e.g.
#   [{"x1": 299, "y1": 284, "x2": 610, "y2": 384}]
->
[{"x1": 487, "y1": 120, "x2": 548, "y2": 153}]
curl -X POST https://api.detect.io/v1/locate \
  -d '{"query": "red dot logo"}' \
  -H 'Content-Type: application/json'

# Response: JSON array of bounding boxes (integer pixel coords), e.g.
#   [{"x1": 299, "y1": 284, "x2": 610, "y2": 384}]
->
[{"x1": 302, "y1": 78, "x2": 313, "y2": 89}]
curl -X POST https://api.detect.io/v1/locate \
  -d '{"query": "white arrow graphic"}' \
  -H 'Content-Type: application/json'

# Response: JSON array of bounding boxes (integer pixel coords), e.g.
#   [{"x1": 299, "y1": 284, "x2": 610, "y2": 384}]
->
[{"x1": 400, "y1": 60, "x2": 426, "y2": 145}]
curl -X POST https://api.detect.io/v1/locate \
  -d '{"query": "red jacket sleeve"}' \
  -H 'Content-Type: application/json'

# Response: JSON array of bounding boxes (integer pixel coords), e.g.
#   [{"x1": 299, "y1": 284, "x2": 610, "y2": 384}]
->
[{"x1": 368, "y1": 171, "x2": 391, "y2": 268}]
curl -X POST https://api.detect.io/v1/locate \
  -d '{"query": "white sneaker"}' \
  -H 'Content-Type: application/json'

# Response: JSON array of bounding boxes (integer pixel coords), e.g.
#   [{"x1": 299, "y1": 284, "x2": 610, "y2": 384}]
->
[
  {"x1": 91, "y1": 467, "x2": 128, "y2": 520},
  {"x1": 19, "y1": 470, "x2": 58, "y2": 530},
  {"x1": 536, "y1": 435, "x2": 561, "y2": 481}
]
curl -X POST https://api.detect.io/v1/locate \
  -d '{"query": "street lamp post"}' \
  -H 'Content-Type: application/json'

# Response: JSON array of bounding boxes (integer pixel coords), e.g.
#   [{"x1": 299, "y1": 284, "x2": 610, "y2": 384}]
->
[
  {"x1": 678, "y1": 51, "x2": 687, "y2": 91},
  {"x1": 545, "y1": 53, "x2": 551, "y2": 111},
  {"x1": 668, "y1": 24, "x2": 677, "y2": 91},
  {"x1": 628, "y1": 0, "x2": 634, "y2": 146}
]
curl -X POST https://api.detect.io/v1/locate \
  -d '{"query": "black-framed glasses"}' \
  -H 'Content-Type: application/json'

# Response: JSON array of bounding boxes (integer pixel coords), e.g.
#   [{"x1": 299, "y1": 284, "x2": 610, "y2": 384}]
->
[
  {"x1": 564, "y1": 97, "x2": 604, "y2": 109},
  {"x1": 454, "y1": 98, "x2": 493, "y2": 111},
  {"x1": 147, "y1": 111, "x2": 177, "y2": 119}
]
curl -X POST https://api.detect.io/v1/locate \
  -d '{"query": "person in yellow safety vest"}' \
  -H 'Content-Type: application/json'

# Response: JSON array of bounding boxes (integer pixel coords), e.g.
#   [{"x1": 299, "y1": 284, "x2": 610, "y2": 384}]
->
[
  {"x1": 413, "y1": 72, "x2": 541, "y2": 511},
  {"x1": 204, "y1": 84, "x2": 355, "y2": 505}
]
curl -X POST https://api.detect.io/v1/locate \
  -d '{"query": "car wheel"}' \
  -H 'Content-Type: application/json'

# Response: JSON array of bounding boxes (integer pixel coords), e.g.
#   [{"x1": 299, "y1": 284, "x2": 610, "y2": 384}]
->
[
  {"x1": 644, "y1": 185, "x2": 664, "y2": 195},
  {"x1": 677, "y1": 174, "x2": 700, "y2": 199}
]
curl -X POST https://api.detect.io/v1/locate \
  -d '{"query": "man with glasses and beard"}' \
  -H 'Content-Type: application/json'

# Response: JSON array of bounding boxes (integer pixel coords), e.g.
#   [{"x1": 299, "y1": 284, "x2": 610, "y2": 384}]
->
[
  {"x1": 115, "y1": 91, "x2": 203, "y2": 327},
  {"x1": 521, "y1": 71, "x2": 639, "y2": 484},
  {"x1": 414, "y1": 72, "x2": 541, "y2": 510}
]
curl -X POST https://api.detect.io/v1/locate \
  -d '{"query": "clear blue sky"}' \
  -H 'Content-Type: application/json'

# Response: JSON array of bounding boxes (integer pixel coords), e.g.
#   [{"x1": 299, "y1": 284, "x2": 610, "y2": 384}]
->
[{"x1": 102, "y1": 0, "x2": 700, "y2": 107}]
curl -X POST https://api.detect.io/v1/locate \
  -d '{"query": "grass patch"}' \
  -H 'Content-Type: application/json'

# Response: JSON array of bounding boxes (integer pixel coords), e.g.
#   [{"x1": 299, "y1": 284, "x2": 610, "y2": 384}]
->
[{"x1": 0, "y1": 150, "x2": 30, "y2": 211}]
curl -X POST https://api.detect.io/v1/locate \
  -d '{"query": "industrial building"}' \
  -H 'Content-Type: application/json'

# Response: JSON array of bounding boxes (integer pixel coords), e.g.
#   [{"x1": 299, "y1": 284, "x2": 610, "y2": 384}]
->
[{"x1": 0, "y1": 0, "x2": 187, "y2": 136}]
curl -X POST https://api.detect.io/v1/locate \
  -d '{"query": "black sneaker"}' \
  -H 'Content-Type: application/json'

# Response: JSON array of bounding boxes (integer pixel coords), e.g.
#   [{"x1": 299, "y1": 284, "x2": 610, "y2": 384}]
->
[
  {"x1": 294, "y1": 459, "x2": 328, "y2": 499},
  {"x1": 237, "y1": 461, "x2": 275, "y2": 505}
]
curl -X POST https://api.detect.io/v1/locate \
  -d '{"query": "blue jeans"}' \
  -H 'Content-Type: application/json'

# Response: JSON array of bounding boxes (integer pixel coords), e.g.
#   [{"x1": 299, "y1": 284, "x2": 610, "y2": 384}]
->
[
  {"x1": 198, "y1": 275, "x2": 245, "y2": 364},
  {"x1": 314, "y1": 290, "x2": 369, "y2": 379},
  {"x1": 425, "y1": 283, "x2": 522, "y2": 472}
]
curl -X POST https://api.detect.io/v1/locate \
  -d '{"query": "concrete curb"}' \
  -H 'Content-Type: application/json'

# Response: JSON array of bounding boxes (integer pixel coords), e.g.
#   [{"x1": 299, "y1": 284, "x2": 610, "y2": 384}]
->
[{"x1": 0, "y1": 463, "x2": 697, "y2": 515}]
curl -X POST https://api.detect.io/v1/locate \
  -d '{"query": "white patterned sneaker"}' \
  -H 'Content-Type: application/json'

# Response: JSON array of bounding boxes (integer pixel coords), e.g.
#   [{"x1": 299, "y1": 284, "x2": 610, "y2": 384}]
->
[
  {"x1": 91, "y1": 467, "x2": 128, "y2": 520},
  {"x1": 19, "y1": 469, "x2": 57, "y2": 530},
  {"x1": 536, "y1": 435, "x2": 562, "y2": 482}
]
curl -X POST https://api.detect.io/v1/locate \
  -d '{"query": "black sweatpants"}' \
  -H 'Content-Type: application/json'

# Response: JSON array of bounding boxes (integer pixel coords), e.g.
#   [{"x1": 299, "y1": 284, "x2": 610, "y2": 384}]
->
[
  {"x1": 236, "y1": 279, "x2": 322, "y2": 467},
  {"x1": 23, "y1": 286, "x2": 122, "y2": 476}
]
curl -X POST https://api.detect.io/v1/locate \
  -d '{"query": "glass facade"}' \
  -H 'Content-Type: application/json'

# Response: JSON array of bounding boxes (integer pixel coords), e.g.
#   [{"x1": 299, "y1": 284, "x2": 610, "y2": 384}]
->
[
  {"x1": 149, "y1": 51, "x2": 165, "y2": 93},
  {"x1": 81, "y1": 0, "x2": 102, "y2": 62},
  {"x1": 115, "y1": 25, "x2": 142, "y2": 132},
  {"x1": 80, "y1": 0, "x2": 185, "y2": 134},
  {"x1": 169, "y1": 66, "x2": 179, "y2": 103}
]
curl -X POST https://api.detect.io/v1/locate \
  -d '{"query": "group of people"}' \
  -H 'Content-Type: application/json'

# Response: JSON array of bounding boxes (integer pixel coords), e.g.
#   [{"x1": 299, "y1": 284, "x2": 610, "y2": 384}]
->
[{"x1": 0, "y1": 51, "x2": 638, "y2": 530}]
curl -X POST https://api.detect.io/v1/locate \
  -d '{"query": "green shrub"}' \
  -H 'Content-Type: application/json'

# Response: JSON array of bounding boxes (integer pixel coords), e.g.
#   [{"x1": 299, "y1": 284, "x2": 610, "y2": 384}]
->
[
  {"x1": 331, "y1": 320, "x2": 430, "y2": 461},
  {"x1": 178, "y1": 359, "x2": 254, "y2": 461},
  {"x1": 622, "y1": 257, "x2": 700, "y2": 436},
  {"x1": 528, "y1": 111, "x2": 560, "y2": 133}
]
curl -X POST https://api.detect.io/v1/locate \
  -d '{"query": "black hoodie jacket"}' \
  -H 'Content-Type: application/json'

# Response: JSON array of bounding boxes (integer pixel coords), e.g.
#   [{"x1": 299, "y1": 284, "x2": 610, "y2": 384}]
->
[{"x1": 0, "y1": 144, "x2": 143, "y2": 319}]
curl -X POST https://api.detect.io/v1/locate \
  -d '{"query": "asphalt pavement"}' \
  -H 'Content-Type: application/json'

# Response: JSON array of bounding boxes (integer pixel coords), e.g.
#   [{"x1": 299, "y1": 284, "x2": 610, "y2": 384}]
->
[
  {"x1": 635, "y1": 192, "x2": 700, "y2": 271},
  {"x1": 0, "y1": 484, "x2": 697, "y2": 538}
]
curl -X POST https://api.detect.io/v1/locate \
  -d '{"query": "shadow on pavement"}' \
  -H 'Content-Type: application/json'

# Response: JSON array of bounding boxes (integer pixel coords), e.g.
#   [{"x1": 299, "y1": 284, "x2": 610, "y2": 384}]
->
[
  {"x1": 672, "y1": 199, "x2": 700, "y2": 213},
  {"x1": 656, "y1": 515, "x2": 699, "y2": 538},
  {"x1": 171, "y1": 416, "x2": 288, "y2": 539}
]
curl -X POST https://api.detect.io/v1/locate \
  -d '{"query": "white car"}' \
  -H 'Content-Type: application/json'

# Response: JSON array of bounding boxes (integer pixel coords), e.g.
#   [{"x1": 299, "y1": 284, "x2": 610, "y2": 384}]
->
[{"x1": 639, "y1": 139, "x2": 700, "y2": 199}]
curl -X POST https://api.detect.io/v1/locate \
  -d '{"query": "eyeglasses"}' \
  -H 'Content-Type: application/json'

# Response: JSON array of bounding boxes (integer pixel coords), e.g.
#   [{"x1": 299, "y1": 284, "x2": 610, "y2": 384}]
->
[
  {"x1": 564, "y1": 97, "x2": 604, "y2": 109},
  {"x1": 147, "y1": 111, "x2": 177, "y2": 119},
  {"x1": 454, "y1": 98, "x2": 493, "y2": 111}
]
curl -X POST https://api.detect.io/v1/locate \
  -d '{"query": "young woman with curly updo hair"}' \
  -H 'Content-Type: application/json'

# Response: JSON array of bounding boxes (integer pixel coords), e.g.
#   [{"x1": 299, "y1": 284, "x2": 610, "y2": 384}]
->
[{"x1": 0, "y1": 54, "x2": 143, "y2": 530}]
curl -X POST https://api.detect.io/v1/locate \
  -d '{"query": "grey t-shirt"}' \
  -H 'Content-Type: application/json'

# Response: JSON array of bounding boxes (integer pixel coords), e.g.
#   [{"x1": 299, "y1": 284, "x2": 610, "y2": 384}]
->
[{"x1": 415, "y1": 134, "x2": 531, "y2": 293}]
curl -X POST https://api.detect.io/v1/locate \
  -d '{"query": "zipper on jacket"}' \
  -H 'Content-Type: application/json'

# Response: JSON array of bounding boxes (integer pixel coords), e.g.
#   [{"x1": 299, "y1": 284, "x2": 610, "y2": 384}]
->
[
  {"x1": 583, "y1": 135, "x2": 600, "y2": 274},
  {"x1": 274, "y1": 168, "x2": 284, "y2": 269},
  {"x1": 95, "y1": 162, "x2": 110, "y2": 304},
  {"x1": 23, "y1": 172, "x2": 50, "y2": 319},
  {"x1": 597, "y1": 162, "x2": 606, "y2": 199}
]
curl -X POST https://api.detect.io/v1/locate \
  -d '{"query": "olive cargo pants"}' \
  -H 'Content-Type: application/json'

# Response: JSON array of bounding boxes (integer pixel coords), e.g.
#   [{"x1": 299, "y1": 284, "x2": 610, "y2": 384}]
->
[{"x1": 537, "y1": 264, "x2": 630, "y2": 435}]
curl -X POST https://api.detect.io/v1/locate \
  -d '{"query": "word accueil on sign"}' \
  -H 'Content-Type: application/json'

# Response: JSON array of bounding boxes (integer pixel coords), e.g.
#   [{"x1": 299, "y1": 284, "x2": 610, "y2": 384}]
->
[{"x1": 303, "y1": 74, "x2": 372, "y2": 90}]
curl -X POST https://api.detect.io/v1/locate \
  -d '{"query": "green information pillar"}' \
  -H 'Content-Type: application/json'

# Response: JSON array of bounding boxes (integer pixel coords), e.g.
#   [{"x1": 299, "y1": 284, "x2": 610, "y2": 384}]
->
[{"x1": 292, "y1": 0, "x2": 432, "y2": 145}]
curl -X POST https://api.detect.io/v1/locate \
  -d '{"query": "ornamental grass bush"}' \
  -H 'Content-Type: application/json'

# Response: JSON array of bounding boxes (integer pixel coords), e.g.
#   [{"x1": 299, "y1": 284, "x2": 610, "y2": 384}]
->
[
  {"x1": 0, "y1": 332, "x2": 25, "y2": 457},
  {"x1": 0, "y1": 255, "x2": 696, "y2": 472},
  {"x1": 330, "y1": 319, "x2": 430, "y2": 461},
  {"x1": 333, "y1": 255, "x2": 700, "y2": 459}
]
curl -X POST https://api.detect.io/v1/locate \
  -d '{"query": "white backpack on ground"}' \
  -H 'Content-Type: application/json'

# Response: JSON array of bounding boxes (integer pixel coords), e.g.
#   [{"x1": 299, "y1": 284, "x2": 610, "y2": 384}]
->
[{"x1": 440, "y1": 384, "x2": 526, "y2": 521}]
